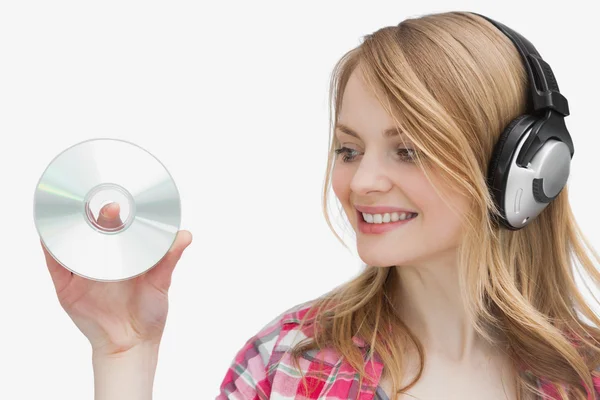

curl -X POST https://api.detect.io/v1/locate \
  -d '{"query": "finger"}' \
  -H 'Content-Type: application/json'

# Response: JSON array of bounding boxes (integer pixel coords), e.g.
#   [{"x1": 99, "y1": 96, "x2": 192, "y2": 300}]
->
[
  {"x1": 96, "y1": 202, "x2": 123, "y2": 229},
  {"x1": 40, "y1": 238, "x2": 72, "y2": 294},
  {"x1": 145, "y1": 230, "x2": 193, "y2": 293}
]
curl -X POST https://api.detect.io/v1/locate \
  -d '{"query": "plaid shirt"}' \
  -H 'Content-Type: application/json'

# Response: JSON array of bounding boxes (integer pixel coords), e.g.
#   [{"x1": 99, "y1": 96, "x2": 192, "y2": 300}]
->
[{"x1": 217, "y1": 301, "x2": 600, "y2": 399}]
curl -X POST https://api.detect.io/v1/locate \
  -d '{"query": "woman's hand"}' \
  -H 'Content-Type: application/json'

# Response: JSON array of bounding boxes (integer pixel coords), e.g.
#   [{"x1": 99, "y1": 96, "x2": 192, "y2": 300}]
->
[{"x1": 41, "y1": 202, "x2": 192, "y2": 358}]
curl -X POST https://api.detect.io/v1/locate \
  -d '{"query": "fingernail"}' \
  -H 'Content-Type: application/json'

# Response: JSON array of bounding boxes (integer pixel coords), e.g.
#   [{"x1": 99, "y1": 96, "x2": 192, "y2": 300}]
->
[{"x1": 101, "y1": 204, "x2": 112, "y2": 218}]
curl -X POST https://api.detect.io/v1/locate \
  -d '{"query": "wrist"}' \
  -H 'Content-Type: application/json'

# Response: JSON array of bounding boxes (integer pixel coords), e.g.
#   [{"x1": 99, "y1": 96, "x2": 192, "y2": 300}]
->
[
  {"x1": 92, "y1": 341, "x2": 161, "y2": 361},
  {"x1": 92, "y1": 342, "x2": 160, "y2": 400}
]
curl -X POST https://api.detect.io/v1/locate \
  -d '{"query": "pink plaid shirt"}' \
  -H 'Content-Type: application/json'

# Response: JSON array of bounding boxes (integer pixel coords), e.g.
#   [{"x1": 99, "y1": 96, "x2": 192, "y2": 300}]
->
[{"x1": 217, "y1": 301, "x2": 600, "y2": 399}]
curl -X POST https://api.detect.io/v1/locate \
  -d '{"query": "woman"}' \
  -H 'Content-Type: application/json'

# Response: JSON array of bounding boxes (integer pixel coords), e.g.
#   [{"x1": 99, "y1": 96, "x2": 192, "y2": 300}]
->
[{"x1": 42, "y1": 11, "x2": 600, "y2": 400}]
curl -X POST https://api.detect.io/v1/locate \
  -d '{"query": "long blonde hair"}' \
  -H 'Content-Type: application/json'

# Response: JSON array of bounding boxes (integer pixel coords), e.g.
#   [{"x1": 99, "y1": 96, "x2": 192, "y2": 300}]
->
[{"x1": 289, "y1": 11, "x2": 600, "y2": 400}]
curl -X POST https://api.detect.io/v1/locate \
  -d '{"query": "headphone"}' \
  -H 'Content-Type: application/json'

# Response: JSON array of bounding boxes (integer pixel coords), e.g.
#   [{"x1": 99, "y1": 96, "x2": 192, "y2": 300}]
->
[{"x1": 468, "y1": 12, "x2": 574, "y2": 230}]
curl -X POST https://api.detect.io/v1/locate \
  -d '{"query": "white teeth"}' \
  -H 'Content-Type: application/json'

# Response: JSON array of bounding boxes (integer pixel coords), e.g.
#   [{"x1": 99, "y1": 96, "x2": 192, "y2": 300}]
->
[{"x1": 361, "y1": 212, "x2": 416, "y2": 224}]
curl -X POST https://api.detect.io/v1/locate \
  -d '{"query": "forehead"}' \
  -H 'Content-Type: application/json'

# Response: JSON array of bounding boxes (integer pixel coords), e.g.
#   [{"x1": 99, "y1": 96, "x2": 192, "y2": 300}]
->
[
  {"x1": 337, "y1": 70, "x2": 402, "y2": 139},
  {"x1": 336, "y1": 70, "x2": 409, "y2": 141}
]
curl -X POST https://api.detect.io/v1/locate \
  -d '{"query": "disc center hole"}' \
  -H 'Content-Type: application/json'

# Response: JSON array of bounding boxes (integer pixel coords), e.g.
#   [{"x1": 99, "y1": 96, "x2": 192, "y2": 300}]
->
[{"x1": 84, "y1": 185, "x2": 133, "y2": 233}]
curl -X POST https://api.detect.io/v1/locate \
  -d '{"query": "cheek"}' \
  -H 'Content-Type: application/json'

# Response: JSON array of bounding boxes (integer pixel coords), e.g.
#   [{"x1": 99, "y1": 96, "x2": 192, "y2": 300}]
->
[
  {"x1": 419, "y1": 190, "x2": 468, "y2": 245},
  {"x1": 331, "y1": 164, "x2": 351, "y2": 202}
]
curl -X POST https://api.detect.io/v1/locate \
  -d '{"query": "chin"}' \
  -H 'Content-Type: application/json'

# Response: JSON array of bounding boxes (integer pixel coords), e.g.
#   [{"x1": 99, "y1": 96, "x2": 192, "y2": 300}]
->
[{"x1": 357, "y1": 247, "x2": 415, "y2": 268}]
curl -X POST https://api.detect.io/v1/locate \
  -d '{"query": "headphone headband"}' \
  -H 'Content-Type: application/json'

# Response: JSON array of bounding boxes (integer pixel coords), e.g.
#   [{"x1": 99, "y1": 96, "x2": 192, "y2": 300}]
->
[{"x1": 469, "y1": 12, "x2": 569, "y2": 117}]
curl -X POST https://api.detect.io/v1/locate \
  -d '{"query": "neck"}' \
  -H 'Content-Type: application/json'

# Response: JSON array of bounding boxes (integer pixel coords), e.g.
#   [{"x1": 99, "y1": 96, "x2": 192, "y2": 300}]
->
[{"x1": 392, "y1": 250, "x2": 495, "y2": 363}]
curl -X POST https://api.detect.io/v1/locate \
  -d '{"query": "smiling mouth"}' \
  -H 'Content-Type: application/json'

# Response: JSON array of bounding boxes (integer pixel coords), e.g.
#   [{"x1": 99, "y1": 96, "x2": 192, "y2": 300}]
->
[{"x1": 359, "y1": 211, "x2": 418, "y2": 224}]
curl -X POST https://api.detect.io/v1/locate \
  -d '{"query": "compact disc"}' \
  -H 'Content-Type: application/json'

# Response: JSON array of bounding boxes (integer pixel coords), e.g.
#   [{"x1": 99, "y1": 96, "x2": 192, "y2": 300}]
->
[{"x1": 33, "y1": 138, "x2": 181, "y2": 282}]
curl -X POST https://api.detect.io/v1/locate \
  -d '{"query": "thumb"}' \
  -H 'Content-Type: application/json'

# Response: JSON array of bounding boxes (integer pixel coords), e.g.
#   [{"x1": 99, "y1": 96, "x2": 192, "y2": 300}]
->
[
  {"x1": 96, "y1": 202, "x2": 123, "y2": 229},
  {"x1": 144, "y1": 230, "x2": 193, "y2": 293}
]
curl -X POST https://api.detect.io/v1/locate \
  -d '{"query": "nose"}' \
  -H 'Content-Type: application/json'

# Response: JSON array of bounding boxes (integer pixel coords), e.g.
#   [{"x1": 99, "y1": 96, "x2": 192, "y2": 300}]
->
[{"x1": 349, "y1": 154, "x2": 393, "y2": 195}]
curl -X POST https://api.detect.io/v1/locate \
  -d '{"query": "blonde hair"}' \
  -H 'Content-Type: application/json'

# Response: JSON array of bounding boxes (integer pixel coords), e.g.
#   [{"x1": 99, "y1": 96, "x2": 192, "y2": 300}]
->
[{"x1": 289, "y1": 11, "x2": 600, "y2": 400}]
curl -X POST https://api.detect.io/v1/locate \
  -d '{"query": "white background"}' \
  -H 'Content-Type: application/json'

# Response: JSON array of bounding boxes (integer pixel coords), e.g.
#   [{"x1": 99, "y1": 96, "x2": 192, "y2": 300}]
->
[{"x1": 1, "y1": 0, "x2": 598, "y2": 398}]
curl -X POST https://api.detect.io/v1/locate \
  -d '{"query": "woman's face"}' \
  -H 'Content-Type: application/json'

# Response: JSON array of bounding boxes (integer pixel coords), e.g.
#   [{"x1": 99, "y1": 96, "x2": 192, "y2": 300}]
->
[{"x1": 332, "y1": 69, "x2": 470, "y2": 268}]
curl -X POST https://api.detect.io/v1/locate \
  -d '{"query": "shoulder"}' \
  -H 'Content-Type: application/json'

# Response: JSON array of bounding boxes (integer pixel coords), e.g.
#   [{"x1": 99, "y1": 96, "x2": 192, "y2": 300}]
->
[
  {"x1": 218, "y1": 299, "x2": 385, "y2": 399},
  {"x1": 249, "y1": 298, "x2": 318, "y2": 358},
  {"x1": 217, "y1": 300, "x2": 318, "y2": 399},
  {"x1": 247, "y1": 299, "x2": 319, "y2": 367}
]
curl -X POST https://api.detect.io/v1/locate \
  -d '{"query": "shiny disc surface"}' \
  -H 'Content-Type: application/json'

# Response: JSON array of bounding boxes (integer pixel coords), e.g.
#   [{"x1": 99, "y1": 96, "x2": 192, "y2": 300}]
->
[{"x1": 33, "y1": 138, "x2": 181, "y2": 281}]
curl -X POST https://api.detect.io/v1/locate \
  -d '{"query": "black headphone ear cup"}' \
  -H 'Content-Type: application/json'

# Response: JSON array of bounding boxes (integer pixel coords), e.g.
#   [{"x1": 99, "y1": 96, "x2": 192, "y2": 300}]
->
[{"x1": 488, "y1": 114, "x2": 530, "y2": 190}]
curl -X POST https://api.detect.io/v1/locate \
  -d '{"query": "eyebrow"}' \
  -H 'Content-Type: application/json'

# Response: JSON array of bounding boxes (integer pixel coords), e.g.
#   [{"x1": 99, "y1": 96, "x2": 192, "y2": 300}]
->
[{"x1": 335, "y1": 123, "x2": 406, "y2": 139}]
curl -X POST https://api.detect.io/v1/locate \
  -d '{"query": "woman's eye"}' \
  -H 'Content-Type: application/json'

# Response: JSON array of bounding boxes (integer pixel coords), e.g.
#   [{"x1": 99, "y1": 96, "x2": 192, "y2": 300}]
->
[
  {"x1": 396, "y1": 148, "x2": 417, "y2": 162},
  {"x1": 334, "y1": 147, "x2": 417, "y2": 163},
  {"x1": 334, "y1": 147, "x2": 358, "y2": 162}
]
